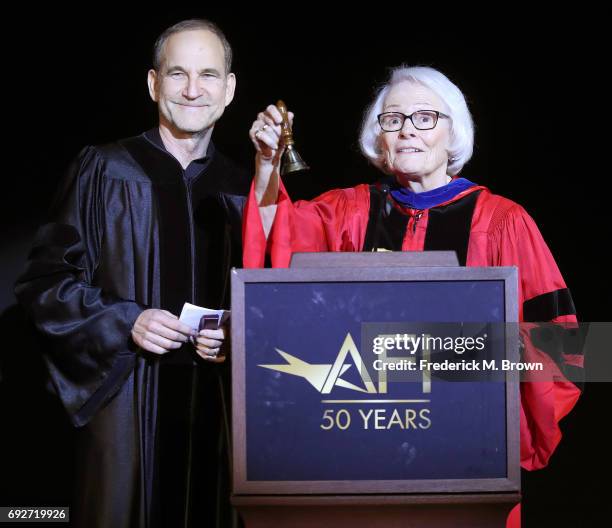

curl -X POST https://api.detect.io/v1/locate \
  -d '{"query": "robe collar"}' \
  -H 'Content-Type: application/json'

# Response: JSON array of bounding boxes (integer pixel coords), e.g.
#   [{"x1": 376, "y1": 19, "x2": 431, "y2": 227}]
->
[
  {"x1": 390, "y1": 177, "x2": 477, "y2": 209},
  {"x1": 144, "y1": 128, "x2": 213, "y2": 159},
  {"x1": 143, "y1": 128, "x2": 214, "y2": 181}
]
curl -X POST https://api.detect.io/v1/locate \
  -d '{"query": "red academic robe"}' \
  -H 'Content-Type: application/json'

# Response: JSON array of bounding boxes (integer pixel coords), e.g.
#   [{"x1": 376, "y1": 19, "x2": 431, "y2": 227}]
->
[{"x1": 243, "y1": 179, "x2": 581, "y2": 526}]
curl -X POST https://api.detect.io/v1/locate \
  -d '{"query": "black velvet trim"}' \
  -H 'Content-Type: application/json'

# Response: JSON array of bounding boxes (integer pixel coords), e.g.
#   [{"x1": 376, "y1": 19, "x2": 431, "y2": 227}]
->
[
  {"x1": 363, "y1": 185, "x2": 410, "y2": 251},
  {"x1": 523, "y1": 288, "x2": 576, "y2": 322},
  {"x1": 363, "y1": 185, "x2": 387, "y2": 251},
  {"x1": 424, "y1": 190, "x2": 481, "y2": 266},
  {"x1": 120, "y1": 135, "x2": 191, "y2": 317},
  {"x1": 527, "y1": 323, "x2": 584, "y2": 391},
  {"x1": 120, "y1": 136, "x2": 193, "y2": 368},
  {"x1": 191, "y1": 156, "x2": 248, "y2": 309},
  {"x1": 73, "y1": 355, "x2": 136, "y2": 427}
]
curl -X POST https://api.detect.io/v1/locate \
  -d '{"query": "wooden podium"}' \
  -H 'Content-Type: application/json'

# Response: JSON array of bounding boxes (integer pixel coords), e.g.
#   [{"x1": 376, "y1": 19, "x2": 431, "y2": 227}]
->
[{"x1": 231, "y1": 253, "x2": 520, "y2": 527}]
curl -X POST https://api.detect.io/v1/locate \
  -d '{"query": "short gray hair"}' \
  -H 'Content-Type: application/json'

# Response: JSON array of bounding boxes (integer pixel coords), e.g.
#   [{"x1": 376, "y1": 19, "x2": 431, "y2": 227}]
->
[
  {"x1": 152, "y1": 19, "x2": 233, "y2": 75},
  {"x1": 359, "y1": 66, "x2": 474, "y2": 176}
]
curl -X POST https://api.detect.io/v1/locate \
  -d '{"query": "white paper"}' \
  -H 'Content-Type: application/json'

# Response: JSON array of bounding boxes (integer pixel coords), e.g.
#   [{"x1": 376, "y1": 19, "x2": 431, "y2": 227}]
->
[{"x1": 178, "y1": 302, "x2": 230, "y2": 330}]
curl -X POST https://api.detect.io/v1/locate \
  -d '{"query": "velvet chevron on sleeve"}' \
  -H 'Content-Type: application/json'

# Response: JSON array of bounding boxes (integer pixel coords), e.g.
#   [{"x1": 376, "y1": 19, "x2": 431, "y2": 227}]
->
[{"x1": 479, "y1": 197, "x2": 580, "y2": 470}]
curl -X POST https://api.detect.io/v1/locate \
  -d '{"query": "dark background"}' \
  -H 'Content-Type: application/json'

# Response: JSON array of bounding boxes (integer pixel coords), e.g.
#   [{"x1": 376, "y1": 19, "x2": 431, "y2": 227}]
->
[{"x1": 1, "y1": 11, "x2": 609, "y2": 527}]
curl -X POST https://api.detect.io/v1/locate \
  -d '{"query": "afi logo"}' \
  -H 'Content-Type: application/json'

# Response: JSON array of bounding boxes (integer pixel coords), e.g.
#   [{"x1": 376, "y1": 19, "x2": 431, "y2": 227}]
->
[{"x1": 259, "y1": 333, "x2": 430, "y2": 394}]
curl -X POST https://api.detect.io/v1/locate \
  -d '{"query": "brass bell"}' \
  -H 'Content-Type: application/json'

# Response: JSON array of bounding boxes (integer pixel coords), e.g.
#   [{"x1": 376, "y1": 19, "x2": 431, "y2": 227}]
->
[{"x1": 277, "y1": 100, "x2": 309, "y2": 175}]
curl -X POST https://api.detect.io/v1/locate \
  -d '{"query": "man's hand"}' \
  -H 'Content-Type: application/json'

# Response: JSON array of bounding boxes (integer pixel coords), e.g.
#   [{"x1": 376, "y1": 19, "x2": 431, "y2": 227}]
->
[
  {"x1": 195, "y1": 325, "x2": 228, "y2": 363},
  {"x1": 131, "y1": 309, "x2": 195, "y2": 354}
]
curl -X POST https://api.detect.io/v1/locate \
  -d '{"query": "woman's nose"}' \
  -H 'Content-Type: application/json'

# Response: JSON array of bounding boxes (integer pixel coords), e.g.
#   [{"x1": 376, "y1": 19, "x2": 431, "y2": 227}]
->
[{"x1": 399, "y1": 118, "x2": 417, "y2": 138}]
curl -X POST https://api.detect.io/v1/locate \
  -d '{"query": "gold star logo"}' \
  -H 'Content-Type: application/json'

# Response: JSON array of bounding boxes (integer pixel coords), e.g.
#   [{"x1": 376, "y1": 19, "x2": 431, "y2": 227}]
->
[{"x1": 259, "y1": 333, "x2": 377, "y2": 394}]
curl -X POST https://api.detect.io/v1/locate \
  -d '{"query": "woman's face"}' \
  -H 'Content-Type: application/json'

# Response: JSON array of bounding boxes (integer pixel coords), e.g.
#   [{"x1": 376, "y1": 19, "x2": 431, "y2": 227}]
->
[{"x1": 379, "y1": 81, "x2": 451, "y2": 184}]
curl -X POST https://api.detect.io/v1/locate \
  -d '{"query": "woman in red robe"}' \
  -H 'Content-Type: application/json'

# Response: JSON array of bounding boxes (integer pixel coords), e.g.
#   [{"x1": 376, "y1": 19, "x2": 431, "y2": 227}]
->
[{"x1": 243, "y1": 66, "x2": 581, "y2": 527}]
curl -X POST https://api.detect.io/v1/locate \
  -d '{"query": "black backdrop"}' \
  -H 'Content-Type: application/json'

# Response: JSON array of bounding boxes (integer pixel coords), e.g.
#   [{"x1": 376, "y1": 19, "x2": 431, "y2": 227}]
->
[{"x1": 1, "y1": 11, "x2": 610, "y2": 526}]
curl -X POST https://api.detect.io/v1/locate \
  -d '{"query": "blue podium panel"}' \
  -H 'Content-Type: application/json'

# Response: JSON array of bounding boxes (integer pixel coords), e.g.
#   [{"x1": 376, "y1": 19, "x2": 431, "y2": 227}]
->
[{"x1": 232, "y1": 267, "x2": 519, "y2": 495}]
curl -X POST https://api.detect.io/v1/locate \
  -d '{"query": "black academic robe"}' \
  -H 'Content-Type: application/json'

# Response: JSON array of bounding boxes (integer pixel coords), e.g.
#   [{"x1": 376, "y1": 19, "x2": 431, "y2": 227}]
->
[{"x1": 15, "y1": 132, "x2": 249, "y2": 527}]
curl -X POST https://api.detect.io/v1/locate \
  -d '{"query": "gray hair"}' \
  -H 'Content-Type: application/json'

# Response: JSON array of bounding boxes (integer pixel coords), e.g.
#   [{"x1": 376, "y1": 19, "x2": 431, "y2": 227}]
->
[
  {"x1": 152, "y1": 19, "x2": 233, "y2": 75},
  {"x1": 359, "y1": 66, "x2": 474, "y2": 176}
]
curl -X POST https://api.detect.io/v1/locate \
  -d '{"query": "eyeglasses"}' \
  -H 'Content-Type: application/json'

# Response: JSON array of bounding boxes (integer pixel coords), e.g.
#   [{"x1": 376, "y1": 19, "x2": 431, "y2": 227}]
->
[{"x1": 377, "y1": 110, "x2": 450, "y2": 132}]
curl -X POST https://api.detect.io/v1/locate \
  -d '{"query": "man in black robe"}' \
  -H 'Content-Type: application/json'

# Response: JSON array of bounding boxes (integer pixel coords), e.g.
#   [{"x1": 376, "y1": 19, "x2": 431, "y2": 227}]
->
[{"x1": 14, "y1": 19, "x2": 248, "y2": 528}]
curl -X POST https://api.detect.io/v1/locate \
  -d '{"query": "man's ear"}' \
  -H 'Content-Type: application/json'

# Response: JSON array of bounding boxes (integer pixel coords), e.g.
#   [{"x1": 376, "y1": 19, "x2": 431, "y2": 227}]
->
[
  {"x1": 147, "y1": 69, "x2": 158, "y2": 102},
  {"x1": 224, "y1": 72, "x2": 236, "y2": 107}
]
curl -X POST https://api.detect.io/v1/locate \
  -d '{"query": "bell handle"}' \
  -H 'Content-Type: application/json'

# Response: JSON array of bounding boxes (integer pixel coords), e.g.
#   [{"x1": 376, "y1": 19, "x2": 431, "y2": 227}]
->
[{"x1": 277, "y1": 100, "x2": 295, "y2": 147}]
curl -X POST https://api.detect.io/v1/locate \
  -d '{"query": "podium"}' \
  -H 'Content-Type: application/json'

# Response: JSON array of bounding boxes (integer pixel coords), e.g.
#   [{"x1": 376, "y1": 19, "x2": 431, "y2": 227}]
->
[{"x1": 231, "y1": 253, "x2": 520, "y2": 527}]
